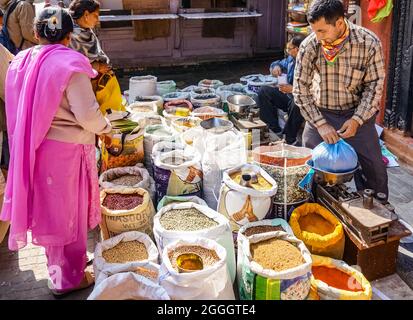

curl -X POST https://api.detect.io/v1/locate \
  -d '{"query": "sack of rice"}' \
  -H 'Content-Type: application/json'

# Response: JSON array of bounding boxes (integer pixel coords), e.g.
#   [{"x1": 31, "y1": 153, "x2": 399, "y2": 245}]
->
[
  {"x1": 153, "y1": 149, "x2": 203, "y2": 204},
  {"x1": 100, "y1": 188, "x2": 155, "y2": 240},
  {"x1": 153, "y1": 202, "x2": 236, "y2": 282},
  {"x1": 159, "y1": 238, "x2": 235, "y2": 300},
  {"x1": 218, "y1": 164, "x2": 277, "y2": 237},
  {"x1": 94, "y1": 231, "x2": 159, "y2": 280},
  {"x1": 238, "y1": 231, "x2": 312, "y2": 300},
  {"x1": 99, "y1": 164, "x2": 155, "y2": 201}
]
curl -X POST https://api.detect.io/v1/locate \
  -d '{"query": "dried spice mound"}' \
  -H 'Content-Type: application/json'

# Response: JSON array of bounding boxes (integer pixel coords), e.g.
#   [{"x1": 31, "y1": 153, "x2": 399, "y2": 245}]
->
[
  {"x1": 160, "y1": 208, "x2": 218, "y2": 231},
  {"x1": 102, "y1": 241, "x2": 148, "y2": 263},
  {"x1": 243, "y1": 225, "x2": 284, "y2": 237},
  {"x1": 103, "y1": 193, "x2": 144, "y2": 210},
  {"x1": 109, "y1": 174, "x2": 143, "y2": 187},
  {"x1": 168, "y1": 245, "x2": 220, "y2": 272},
  {"x1": 251, "y1": 238, "x2": 305, "y2": 272}
]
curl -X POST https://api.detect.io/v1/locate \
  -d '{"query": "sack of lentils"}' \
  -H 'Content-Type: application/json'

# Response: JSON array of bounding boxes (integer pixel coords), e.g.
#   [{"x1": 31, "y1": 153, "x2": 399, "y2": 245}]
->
[
  {"x1": 159, "y1": 237, "x2": 235, "y2": 300},
  {"x1": 153, "y1": 202, "x2": 236, "y2": 283},
  {"x1": 238, "y1": 231, "x2": 312, "y2": 300},
  {"x1": 100, "y1": 188, "x2": 156, "y2": 240},
  {"x1": 99, "y1": 164, "x2": 155, "y2": 201},
  {"x1": 236, "y1": 219, "x2": 294, "y2": 250},
  {"x1": 94, "y1": 231, "x2": 159, "y2": 281}
]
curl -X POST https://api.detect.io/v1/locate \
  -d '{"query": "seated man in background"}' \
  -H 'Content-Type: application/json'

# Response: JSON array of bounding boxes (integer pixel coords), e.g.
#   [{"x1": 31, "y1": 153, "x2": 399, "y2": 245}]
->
[{"x1": 258, "y1": 35, "x2": 305, "y2": 145}]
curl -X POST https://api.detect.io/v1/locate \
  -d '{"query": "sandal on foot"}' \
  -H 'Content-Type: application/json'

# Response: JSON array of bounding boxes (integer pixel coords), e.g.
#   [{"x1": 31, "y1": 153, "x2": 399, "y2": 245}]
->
[{"x1": 48, "y1": 271, "x2": 95, "y2": 298}]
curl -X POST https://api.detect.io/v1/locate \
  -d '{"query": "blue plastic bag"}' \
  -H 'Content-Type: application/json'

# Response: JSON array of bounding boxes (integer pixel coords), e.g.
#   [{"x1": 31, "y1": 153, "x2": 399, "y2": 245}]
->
[{"x1": 312, "y1": 139, "x2": 358, "y2": 173}]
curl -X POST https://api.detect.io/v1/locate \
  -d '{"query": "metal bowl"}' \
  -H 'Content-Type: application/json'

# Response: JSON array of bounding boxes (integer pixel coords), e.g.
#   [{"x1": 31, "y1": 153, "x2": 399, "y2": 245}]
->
[
  {"x1": 306, "y1": 160, "x2": 359, "y2": 186},
  {"x1": 227, "y1": 94, "x2": 256, "y2": 113},
  {"x1": 200, "y1": 117, "x2": 234, "y2": 134},
  {"x1": 176, "y1": 253, "x2": 204, "y2": 273}
]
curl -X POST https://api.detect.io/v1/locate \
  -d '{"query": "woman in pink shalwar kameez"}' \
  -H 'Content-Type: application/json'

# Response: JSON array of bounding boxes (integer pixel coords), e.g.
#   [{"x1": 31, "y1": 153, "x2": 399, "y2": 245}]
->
[{"x1": 0, "y1": 7, "x2": 111, "y2": 295}]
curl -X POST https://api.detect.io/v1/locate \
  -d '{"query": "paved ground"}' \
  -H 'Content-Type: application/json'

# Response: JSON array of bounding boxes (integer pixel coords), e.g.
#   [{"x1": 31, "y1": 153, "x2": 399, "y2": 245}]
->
[{"x1": 0, "y1": 59, "x2": 412, "y2": 300}]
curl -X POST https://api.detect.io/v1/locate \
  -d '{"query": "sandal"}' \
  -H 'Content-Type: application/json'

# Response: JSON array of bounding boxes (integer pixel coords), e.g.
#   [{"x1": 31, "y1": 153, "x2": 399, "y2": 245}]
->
[{"x1": 48, "y1": 271, "x2": 95, "y2": 298}]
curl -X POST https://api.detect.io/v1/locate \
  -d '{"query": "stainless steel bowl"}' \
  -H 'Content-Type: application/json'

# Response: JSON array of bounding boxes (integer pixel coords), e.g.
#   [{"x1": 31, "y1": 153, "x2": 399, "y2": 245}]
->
[
  {"x1": 227, "y1": 94, "x2": 256, "y2": 113},
  {"x1": 200, "y1": 117, "x2": 234, "y2": 134},
  {"x1": 306, "y1": 160, "x2": 359, "y2": 186}
]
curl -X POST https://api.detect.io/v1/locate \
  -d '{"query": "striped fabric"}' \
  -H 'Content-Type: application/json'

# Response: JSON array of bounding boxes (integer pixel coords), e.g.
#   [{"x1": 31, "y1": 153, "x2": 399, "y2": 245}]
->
[{"x1": 293, "y1": 20, "x2": 385, "y2": 128}]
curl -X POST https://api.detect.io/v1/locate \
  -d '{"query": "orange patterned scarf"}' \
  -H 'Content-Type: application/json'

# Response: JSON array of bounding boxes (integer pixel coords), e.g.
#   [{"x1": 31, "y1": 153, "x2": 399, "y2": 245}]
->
[{"x1": 321, "y1": 21, "x2": 350, "y2": 65}]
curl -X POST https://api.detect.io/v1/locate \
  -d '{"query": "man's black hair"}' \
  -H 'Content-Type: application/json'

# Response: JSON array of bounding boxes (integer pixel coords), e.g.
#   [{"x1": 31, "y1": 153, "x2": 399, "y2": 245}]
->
[
  {"x1": 307, "y1": 0, "x2": 345, "y2": 25},
  {"x1": 290, "y1": 35, "x2": 305, "y2": 48}
]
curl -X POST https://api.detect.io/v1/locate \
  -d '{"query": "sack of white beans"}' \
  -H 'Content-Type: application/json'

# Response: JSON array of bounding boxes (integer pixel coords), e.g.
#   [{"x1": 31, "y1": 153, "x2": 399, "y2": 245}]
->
[{"x1": 159, "y1": 237, "x2": 235, "y2": 300}]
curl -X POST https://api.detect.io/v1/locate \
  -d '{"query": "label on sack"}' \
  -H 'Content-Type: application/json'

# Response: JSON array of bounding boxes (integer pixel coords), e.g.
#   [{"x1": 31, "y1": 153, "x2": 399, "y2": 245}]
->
[{"x1": 298, "y1": 169, "x2": 314, "y2": 194}]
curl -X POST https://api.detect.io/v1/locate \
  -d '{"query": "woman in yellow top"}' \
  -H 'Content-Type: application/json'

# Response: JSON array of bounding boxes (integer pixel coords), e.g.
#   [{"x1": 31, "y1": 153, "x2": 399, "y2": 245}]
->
[{"x1": 69, "y1": 0, "x2": 124, "y2": 113}]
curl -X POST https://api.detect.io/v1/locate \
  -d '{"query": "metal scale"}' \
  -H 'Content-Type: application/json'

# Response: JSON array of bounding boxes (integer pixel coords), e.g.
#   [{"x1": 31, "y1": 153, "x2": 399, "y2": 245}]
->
[
  {"x1": 309, "y1": 161, "x2": 399, "y2": 245},
  {"x1": 226, "y1": 94, "x2": 270, "y2": 146},
  {"x1": 309, "y1": 161, "x2": 411, "y2": 280}
]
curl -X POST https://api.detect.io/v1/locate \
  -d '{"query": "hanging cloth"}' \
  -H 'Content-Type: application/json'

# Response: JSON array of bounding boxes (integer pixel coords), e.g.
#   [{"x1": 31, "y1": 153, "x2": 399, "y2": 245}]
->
[
  {"x1": 367, "y1": 0, "x2": 386, "y2": 20},
  {"x1": 371, "y1": 0, "x2": 393, "y2": 23},
  {"x1": 320, "y1": 20, "x2": 350, "y2": 66}
]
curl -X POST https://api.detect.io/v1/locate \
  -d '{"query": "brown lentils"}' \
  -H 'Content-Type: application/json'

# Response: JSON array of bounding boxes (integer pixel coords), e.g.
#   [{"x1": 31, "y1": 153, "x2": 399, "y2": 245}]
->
[
  {"x1": 243, "y1": 225, "x2": 284, "y2": 237},
  {"x1": 109, "y1": 174, "x2": 143, "y2": 187},
  {"x1": 251, "y1": 238, "x2": 305, "y2": 272},
  {"x1": 102, "y1": 240, "x2": 148, "y2": 263},
  {"x1": 102, "y1": 193, "x2": 144, "y2": 210},
  {"x1": 160, "y1": 208, "x2": 218, "y2": 231}
]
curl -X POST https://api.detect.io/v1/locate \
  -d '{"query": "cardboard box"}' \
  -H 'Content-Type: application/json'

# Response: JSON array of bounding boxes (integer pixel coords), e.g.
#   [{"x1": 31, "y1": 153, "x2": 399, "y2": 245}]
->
[{"x1": 122, "y1": 0, "x2": 170, "y2": 11}]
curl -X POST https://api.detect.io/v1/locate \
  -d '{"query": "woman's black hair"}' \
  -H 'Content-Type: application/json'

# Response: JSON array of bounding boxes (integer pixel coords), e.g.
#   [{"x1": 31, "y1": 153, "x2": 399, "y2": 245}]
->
[
  {"x1": 35, "y1": 7, "x2": 74, "y2": 43},
  {"x1": 69, "y1": 0, "x2": 100, "y2": 20},
  {"x1": 307, "y1": 0, "x2": 345, "y2": 25}
]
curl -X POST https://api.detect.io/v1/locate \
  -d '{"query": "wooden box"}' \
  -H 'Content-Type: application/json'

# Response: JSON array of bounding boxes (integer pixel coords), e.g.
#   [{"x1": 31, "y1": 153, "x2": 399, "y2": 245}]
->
[{"x1": 343, "y1": 220, "x2": 411, "y2": 281}]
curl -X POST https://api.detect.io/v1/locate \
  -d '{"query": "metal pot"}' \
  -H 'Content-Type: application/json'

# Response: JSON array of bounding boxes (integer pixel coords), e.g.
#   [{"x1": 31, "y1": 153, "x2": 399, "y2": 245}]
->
[
  {"x1": 306, "y1": 160, "x2": 359, "y2": 186},
  {"x1": 227, "y1": 94, "x2": 256, "y2": 113},
  {"x1": 200, "y1": 117, "x2": 234, "y2": 134}
]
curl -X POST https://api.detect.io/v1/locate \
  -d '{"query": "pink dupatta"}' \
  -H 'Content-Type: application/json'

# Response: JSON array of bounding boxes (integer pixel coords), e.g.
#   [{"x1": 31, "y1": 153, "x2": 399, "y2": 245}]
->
[{"x1": 1, "y1": 44, "x2": 98, "y2": 250}]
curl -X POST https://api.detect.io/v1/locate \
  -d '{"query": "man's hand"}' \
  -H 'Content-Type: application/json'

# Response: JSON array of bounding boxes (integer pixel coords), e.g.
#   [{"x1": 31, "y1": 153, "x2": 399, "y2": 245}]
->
[
  {"x1": 317, "y1": 123, "x2": 340, "y2": 144},
  {"x1": 271, "y1": 66, "x2": 282, "y2": 77},
  {"x1": 338, "y1": 119, "x2": 360, "y2": 139},
  {"x1": 279, "y1": 84, "x2": 293, "y2": 94}
]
